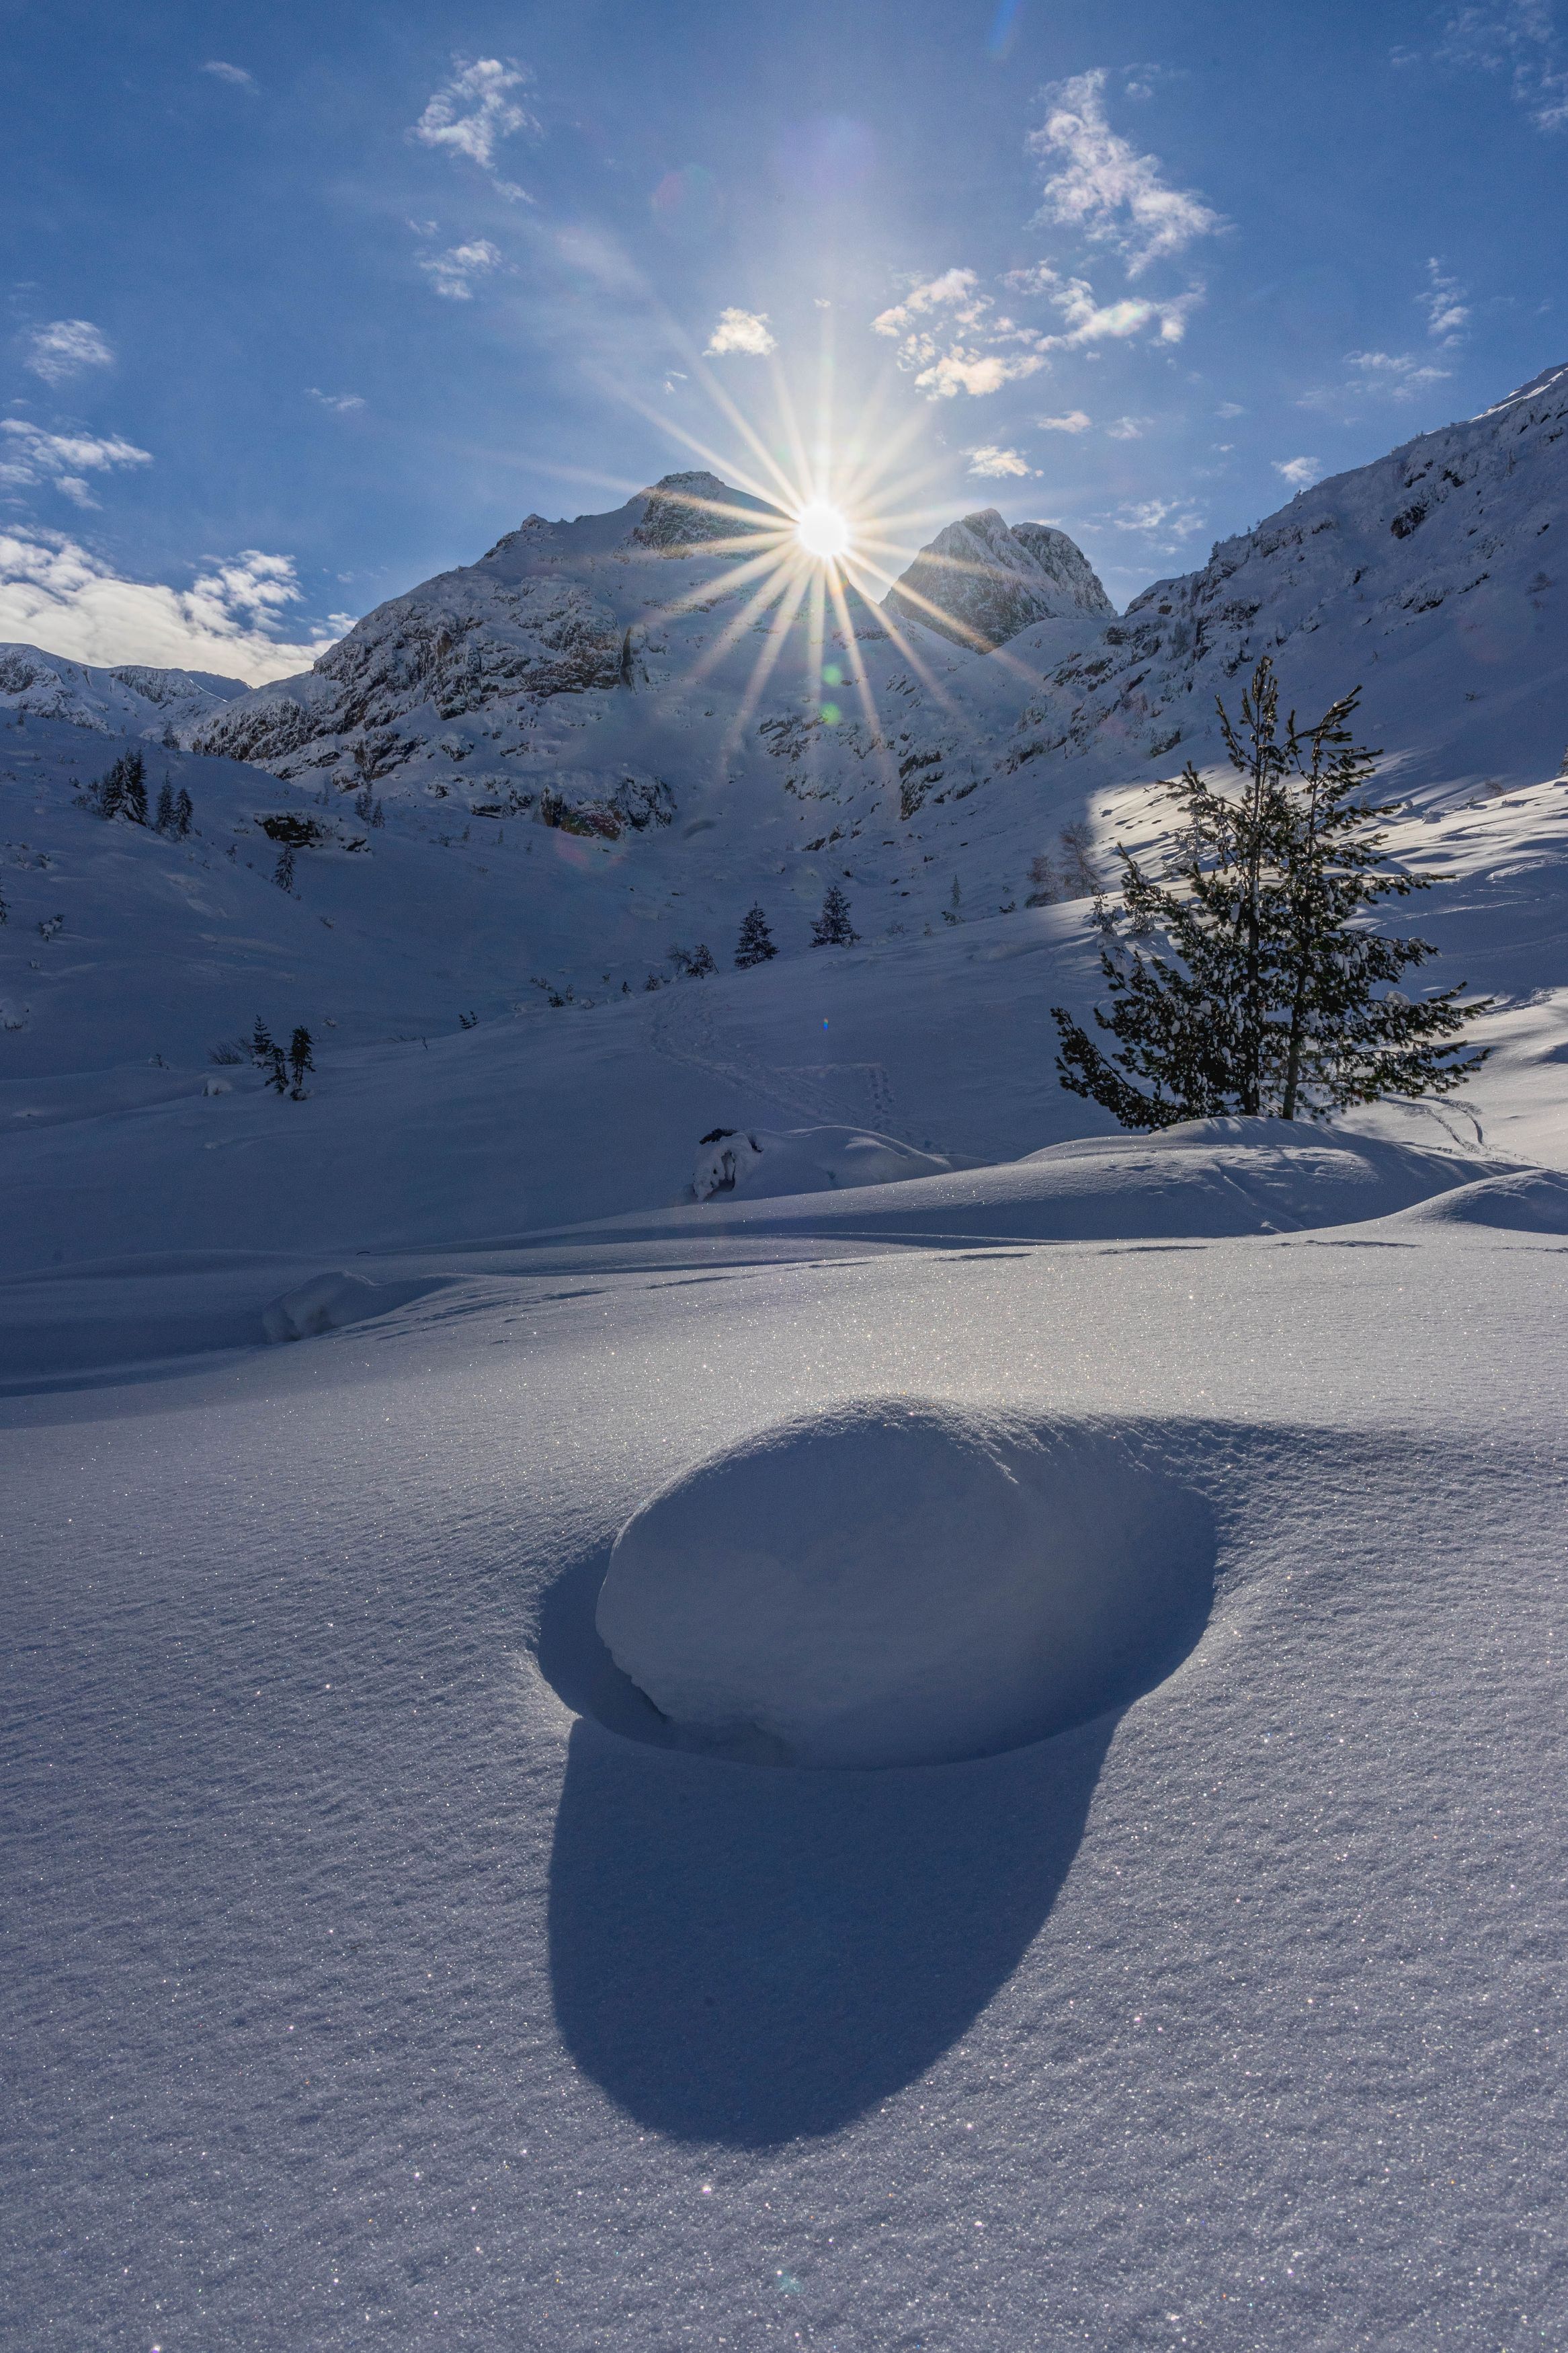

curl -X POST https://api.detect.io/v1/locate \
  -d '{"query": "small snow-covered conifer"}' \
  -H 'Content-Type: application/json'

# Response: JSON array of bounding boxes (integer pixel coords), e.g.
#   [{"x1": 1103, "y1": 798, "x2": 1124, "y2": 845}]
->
[
  {"x1": 175, "y1": 788, "x2": 194, "y2": 836},
  {"x1": 288, "y1": 1027, "x2": 315, "y2": 1101},
  {"x1": 1052, "y1": 657, "x2": 1490, "y2": 1125},
  {"x1": 155, "y1": 781, "x2": 175, "y2": 833},
  {"x1": 810, "y1": 883, "x2": 858, "y2": 947},
  {"x1": 735, "y1": 905, "x2": 777, "y2": 967},
  {"x1": 274, "y1": 846, "x2": 295, "y2": 891}
]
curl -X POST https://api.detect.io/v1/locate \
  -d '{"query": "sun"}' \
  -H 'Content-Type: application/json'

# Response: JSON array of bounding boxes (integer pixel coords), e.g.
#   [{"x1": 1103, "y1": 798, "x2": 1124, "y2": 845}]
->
[{"x1": 796, "y1": 499, "x2": 852, "y2": 563}]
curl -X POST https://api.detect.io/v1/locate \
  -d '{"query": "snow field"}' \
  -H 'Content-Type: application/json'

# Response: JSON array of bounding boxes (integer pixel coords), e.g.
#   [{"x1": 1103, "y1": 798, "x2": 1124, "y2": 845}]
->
[{"x1": 3, "y1": 1218, "x2": 1565, "y2": 2349}]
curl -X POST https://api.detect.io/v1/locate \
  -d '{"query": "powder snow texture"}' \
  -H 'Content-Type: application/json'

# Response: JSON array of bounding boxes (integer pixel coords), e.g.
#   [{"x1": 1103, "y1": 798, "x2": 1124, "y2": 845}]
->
[{"x1": 596, "y1": 1398, "x2": 1215, "y2": 1765}]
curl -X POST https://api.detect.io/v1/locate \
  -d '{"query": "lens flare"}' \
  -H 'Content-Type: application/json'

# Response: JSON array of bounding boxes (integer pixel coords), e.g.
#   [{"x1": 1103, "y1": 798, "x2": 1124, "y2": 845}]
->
[{"x1": 796, "y1": 500, "x2": 852, "y2": 562}]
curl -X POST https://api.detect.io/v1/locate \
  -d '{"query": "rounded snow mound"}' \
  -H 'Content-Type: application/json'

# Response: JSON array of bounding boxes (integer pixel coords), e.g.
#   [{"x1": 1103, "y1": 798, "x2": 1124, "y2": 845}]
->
[
  {"x1": 691, "y1": 1125, "x2": 954, "y2": 1203},
  {"x1": 594, "y1": 1400, "x2": 1214, "y2": 1768},
  {"x1": 1383, "y1": 1165, "x2": 1568, "y2": 1234}
]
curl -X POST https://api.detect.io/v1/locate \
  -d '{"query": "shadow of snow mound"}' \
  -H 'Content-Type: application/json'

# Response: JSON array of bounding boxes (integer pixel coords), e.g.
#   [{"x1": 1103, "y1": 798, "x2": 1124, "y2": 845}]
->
[
  {"x1": 547, "y1": 1708, "x2": 1118, "y2": 2145},
  {"x1": 1381, "y1": 1166, "x2": 1568, "y2": 1234},
  {"x1": 565, "y1": 1404, "x2": 1216, "y2": 1769}
]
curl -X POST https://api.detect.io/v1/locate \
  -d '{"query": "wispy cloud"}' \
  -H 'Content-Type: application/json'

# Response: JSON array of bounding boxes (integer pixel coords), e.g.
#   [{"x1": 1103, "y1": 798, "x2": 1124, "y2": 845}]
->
[
  {"x1": 1111, "y1": 495, "x2": 1205, "y2": 553},
  {"x1": 1274, "y1": 455, "x2": 1323, "y2": 489},
  {"x1": 417, "y1": 239, "x2": 502, "y2": 300},
  {"x1": 915, "y1": 348, "x2": 1044, "y2": 397},
  {"x1": 0, "y1": 530, "x2": 338, "y2": 684},
  {"x1": 307, "y1": 389, "x2": 366, "y2": 413},
  {"x1": 0, "y1": 420, "x2": 151, "y2": 509},
  {"x1": 1106, "y1": 415, "x2": 1151, "y2": 440},
  {"x1": 872, "y1": 257, "x2": 1192, "y2": 402},
  {"x1": 24, "y1": 319, "x2": 114, "y2": 387},
  {"x1": 1043, "y1": 274, "x2": 1200, "y2": 348},
  {"x1": 1028, "y1": 70, "x2": 1224, "y2": 277},
  {"x1": 966, "y1": 444, "x2": 1034, "y2": 477},
  {"x1": 200, "y1": 60, "x2": 255, "y2": 89},
  {"x1": 872, "y1": 268, "x2": 1046, "y2": 396},
  {"x1": 1037, "y1": 409, "x2": 1092, "y2": 432},
  {"x1": 1440, "y1": 3, "x2": 1568, "y2": 129},
  {"x1": 705, "y1": 307, "x2": 777, "y2": 357},
  {"x1": 1346, "y1": 349, "x2": 1452, "y2": 397},
  {"x1": 1420, "y1": 257, "x2": 1470, "y2": 342},
  {"x1": 411, "y1": 56, "x2": 538, "y2": 200},
  {"x1": 871, "y1": 269, "x2": 987, "y2": 336}
]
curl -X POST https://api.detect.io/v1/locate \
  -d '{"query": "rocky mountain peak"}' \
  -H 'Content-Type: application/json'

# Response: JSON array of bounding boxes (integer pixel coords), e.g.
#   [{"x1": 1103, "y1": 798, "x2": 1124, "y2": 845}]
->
[
  {"x1": 632, "y1": 471, "x2": 779, "y2": 551},
  {"x1": 882, "y1": 510, "x2": 1115, "y2": 651}
]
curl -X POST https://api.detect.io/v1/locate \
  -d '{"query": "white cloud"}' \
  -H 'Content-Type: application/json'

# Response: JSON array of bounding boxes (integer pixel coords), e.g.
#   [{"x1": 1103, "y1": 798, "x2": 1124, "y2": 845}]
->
[
  {"x1": 915, "y1": 348, "x2": 1044, "y2": 397},
  {"x1": 0, "y1": 530, "x2": 339, "y2": 684},
  {"x1": 1106, "y1": 415, "x2": 1151, "y2": 440},
  {"x1": 1037, "y1": 409, "x2": 1092, "y2": 432},
  {"x1": 1216, "y1": 400, "x2": 1245, "y2": 417},
  {"x1": 200, "y1": 60, "x2": 255, "y2": 88},
  {"x1": 307, "y1": 389, "x2": 366, "y2": 413},
  {"x1": 1421, "y1": 257, "x2": 1470, "y2": 342},
  {"x1": 411, "y1": 56, "x2": 538, "y2": 200},
  {"x1": 417, "y1": 239, "x2": 502, "y2": 300},
  {"x1": 1029, "y1": 70, "x2": 1224, "y2": 278},
  {"x1": 1440, "y1": 3, "x2": 1568, "y2": 129},
  {"x1": 1112, "y1": 496, "x2": 1205, "y2": 547},
  {"x1": 0, "y1": 420, "x2": 152, "y2": 510},
  {"x1": 1274, "y1": 455, "x2": 1323, "y2": 489},
  {"x1": 999, "y1": 262, "x2": 1059, "y2": 296},
  {"x1": 966, "y1": 445, "x2": 1034, "y2": 478},
  {"x1": 1044, "y1": 276, "x2": 1200, "y2": 349},
  {"x1": 871, "y1": 268, "x2": 986, "y2": 336},
  {"x1": 24, "y1": 320, "x2": 114, "y2": 387},
  {"x1": 705, "y1": 307, "x2": 777, "y2": 357},
  {"x1": 1346, "y1": 348, "x2": 1452, "y2": 397}
]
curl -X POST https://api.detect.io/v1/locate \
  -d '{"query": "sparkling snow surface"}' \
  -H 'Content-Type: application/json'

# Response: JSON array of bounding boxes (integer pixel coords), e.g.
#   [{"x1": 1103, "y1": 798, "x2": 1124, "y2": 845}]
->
[{"x1": 5, "y1": 378, "x2": 1568, "y2": 2349}]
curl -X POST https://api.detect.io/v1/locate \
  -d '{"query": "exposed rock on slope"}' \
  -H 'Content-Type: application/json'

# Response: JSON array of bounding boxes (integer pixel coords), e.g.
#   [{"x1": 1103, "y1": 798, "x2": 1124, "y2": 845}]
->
[
  {"x1": 883, "y1": 510, "x2": 1114, "y2": 650},
  {"x1": 0, "y1": 645, "x2": 247, "y2": 738}
]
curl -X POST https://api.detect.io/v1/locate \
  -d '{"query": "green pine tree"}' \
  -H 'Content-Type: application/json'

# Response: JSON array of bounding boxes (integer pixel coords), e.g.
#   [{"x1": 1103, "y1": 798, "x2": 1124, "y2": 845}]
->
[
  {"x1": 1051, "y1": 658, "x2": 1489, "y2": 1127},
  {"x1": 810, "y1": 883, "x2": 858, "y2": 947},
  {"x1": 735, "y1": 904, "x2": 778, "y2": 967}
]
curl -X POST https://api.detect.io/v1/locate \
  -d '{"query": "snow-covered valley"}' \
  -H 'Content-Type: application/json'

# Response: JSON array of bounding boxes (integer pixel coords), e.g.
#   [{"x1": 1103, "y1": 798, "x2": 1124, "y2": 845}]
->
[{"x1": 4, "y1": 370, "x2": 1568, "y2": 2352}]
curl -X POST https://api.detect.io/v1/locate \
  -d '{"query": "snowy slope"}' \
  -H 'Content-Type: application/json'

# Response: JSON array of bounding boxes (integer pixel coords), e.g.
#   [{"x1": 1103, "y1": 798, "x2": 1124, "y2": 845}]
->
[
  {"x1": 1002, "y1": 360, "x2": 1568, "y2": 795},
  {"x1": 0, "y1": 641, "x2": 247, "y2": 738},
  {"x1": 3, "y1": 1181, "x2": 1565, "y2": 2350}
]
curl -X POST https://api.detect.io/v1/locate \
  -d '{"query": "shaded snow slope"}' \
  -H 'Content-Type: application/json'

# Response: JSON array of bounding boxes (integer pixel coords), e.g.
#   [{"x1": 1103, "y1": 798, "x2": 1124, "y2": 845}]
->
[{"x1": 0, "y1": 641, "x2": 247, "y2": 737}]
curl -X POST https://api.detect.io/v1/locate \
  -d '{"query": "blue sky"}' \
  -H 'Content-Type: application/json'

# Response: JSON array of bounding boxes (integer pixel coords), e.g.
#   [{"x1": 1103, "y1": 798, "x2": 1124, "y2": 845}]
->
[{"x1": 3, "y1": 0, "x2": 1566, "y2": 679}]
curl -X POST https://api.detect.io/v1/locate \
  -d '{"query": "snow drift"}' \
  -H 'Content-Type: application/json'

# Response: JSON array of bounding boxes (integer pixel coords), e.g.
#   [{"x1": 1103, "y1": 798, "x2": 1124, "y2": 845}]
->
[
  {"x1": 595, "y1": 1398, "x2": 1215, "y2": 1768},
  {"x1": 690, "y1": 1123, "x2": 956, "y2": 1201}
]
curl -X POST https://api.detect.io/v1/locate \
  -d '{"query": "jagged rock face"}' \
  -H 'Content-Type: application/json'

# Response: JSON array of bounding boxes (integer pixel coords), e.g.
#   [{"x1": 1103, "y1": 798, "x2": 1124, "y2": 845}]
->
[
  {"x1": 1002, "y1": 361, "x2": 1568, "y2": 783},
  {"x1": 882, "y1": 510, "x2": 1115, "y2": 651},
  {"x1": 0, "y1": 646, "x2": 247, "y2": 737}
]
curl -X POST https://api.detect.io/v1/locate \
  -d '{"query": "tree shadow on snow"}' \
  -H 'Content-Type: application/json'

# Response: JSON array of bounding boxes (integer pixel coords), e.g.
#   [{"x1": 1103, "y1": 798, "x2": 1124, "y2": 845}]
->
[{"x1": 544, "y1": 1673, "x2": 1119, "y2": 2146}]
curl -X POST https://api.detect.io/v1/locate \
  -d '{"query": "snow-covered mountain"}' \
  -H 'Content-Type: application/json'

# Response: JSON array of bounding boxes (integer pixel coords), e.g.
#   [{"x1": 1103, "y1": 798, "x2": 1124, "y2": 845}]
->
[
  {"x1": 1000, "y1": 360, "x2": 1568, "y2": 791},
  {"x1": 882, "y1": 507, "x2": 1114, "y2": 649},
  {"x1": 2, "y1": 361, "x2": 1567, "y2": 1086},
  {"x1": 0, "y1": 643, "x2": 249, "y2": 738}
]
